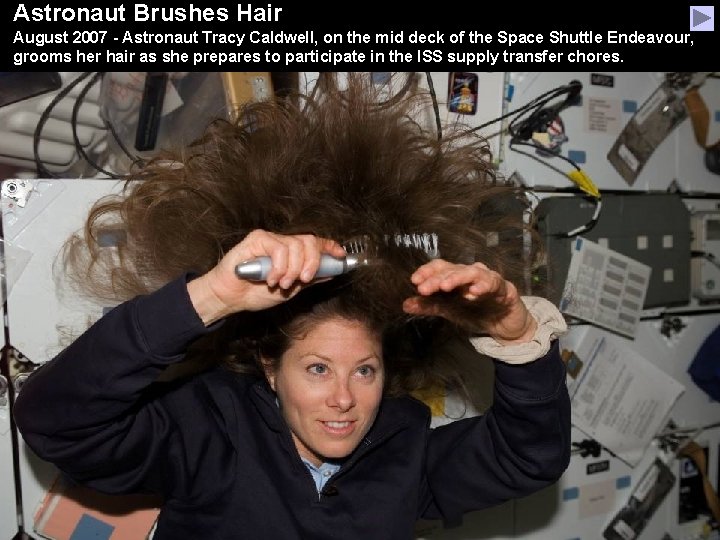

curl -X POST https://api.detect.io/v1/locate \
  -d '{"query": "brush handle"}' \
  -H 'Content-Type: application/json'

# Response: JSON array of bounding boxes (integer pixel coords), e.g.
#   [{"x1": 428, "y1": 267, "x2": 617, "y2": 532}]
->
[{"x1": 235, "y1": 254, "x2": 361, "y2": 281}]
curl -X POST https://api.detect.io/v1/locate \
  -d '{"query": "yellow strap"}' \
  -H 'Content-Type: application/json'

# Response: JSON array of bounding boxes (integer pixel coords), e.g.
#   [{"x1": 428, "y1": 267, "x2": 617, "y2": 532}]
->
[
  {"x1": 684, "y1": 87, "x2": 714, "y2": 150},
  {"x1": 567, "y1": 169, "x2": 600, "y2": 198}
]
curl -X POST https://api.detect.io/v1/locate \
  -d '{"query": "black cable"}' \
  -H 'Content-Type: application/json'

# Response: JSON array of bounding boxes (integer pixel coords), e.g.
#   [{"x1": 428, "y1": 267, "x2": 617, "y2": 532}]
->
[
  {"x1": 691, "y1": 250, "x2": 720, "y2": 271},
  {"x1": 33, "y1": 72, "x2": 93, "y2": 178},
  {"x1": 499, "y1": 117, "x2": 598, "y2": 238},
  {"x1": 103, "y1": 114, "x2": 144, "y2": 171},
  {"x1": 571, "y1": 439, "x2": 603, "y2": 458},
  {"x1": 506, "y1": 81, "x2": 582, "y2": 157},
  {"x1": 75, "y1": 73, "x2": 145, "y2": 175},
  {"x1": 508, "y1": 100, "x2": 566, "y2": 142},
  {"x1": 501, "y1": 80, "x2": 600, "y2": 238},
  {"x1": 426, "y1": 78, "x2": 597, "y2": 239},
  {"x1": 467, "y1": 81, "x2": 580, "y2": 135},
  {"x1": 509, "y1": 142, "x2": 600, "y2": 238},
  {"x1": 424, "y1": 72, "x2": 442, "y2": 141},
  {"x1": 509, "y1": 140, "x2": 582, "y2": 172},
  {"x1": 301, "y1": 72, "x2": 323, "y2": 114},
  {"x1": 102, "y1": 118, "x2": 145, "y2": 172},
  {"x1": 71, "y1": 72, "x2": 127, "y2": 179},
  {"x1": 96, "y1": 75, "x2": 144, "y2": 170}
]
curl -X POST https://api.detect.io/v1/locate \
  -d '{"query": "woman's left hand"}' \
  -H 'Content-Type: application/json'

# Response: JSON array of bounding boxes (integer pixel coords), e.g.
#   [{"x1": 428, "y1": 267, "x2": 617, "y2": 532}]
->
[{"x1": 402, "y1": 260, "x2": 537, "y2": 345}]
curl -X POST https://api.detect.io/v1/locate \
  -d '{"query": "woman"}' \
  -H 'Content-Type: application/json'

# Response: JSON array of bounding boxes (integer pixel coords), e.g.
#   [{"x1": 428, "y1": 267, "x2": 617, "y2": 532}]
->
[{"x1": 14, "y1": 75, "x2": 570, "y2": 538}]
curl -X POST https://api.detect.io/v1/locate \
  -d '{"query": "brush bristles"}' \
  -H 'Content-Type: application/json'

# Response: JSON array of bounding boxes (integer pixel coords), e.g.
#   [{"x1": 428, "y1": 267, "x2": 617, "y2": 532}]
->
[
  {"x1": 343, "y1": 237, "x2": 370, "y2": 255},
  {"x1": 343, "y1": 233, "x2": 439, "y2": 259},
  {"x1": 390, "y1": 233, "x2": 439, "y2": 258}
]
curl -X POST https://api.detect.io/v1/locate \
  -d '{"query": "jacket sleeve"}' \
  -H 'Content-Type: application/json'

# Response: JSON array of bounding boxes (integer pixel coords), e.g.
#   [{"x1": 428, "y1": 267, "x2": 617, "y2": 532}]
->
[
  {"x1": 419, "y1": 341, "x2": 571, "y2": 526},
  {"x1": 12, "y1": 275, "x2": 215, "y2": 496}
]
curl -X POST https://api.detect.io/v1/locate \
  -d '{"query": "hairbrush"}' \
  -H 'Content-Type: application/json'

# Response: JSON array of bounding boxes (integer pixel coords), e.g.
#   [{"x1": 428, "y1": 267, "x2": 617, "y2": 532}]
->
[{"x1": 235, "y1": 233, "x2": 438, "y2": 281}]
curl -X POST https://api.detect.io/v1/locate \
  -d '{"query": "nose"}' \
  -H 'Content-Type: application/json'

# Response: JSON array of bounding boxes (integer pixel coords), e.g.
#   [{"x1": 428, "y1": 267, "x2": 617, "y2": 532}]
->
[{"x1": 327, "y1": 378, "x2": 356, "y2": 412}]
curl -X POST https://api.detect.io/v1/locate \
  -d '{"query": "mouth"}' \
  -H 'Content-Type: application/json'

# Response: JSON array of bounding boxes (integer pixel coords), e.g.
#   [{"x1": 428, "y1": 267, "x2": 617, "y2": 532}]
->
[{"x1": 320, "y1": 420, "x2": 356, "y2": 435}]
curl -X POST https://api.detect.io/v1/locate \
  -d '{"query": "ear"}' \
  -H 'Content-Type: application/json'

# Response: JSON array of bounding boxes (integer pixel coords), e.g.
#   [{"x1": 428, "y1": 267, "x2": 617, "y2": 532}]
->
[{"x1": 260, "y1": 356, "x2": 276, "y2": 391}]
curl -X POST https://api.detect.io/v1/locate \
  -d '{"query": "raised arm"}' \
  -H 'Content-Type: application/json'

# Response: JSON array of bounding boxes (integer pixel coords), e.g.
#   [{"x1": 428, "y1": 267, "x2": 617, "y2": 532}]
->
[
  {"x1": 13, "y1": 230, "x2": 346, "y2": 494},
  {"x1": 403, "y1": 260, "x2": 570, "y2": 524}
]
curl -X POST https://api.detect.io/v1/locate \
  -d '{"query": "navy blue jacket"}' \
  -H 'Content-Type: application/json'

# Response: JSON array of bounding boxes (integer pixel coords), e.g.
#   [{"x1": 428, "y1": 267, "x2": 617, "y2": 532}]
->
[{"x1": 14, "y1": 277, "x2": 571, "y2": 539}]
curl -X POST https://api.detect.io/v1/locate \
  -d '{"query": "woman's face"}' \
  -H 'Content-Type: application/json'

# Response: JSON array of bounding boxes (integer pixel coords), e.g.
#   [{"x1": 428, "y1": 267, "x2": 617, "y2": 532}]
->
[{"x1": 265, "y1": 317, "x2": 384, "y2": 467}]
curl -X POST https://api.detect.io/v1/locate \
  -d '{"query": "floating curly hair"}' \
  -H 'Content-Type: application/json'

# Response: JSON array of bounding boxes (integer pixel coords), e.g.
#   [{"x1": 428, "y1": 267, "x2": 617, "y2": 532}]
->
[{"x1": 62, "y1": 73, "x2": 544, "y2": 397}]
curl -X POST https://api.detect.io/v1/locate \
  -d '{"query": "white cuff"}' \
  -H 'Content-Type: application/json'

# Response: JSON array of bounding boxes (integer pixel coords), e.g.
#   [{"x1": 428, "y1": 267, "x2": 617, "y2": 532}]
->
[{"x1": 469, "y1": 296, "x2": 567, "y2": 365}]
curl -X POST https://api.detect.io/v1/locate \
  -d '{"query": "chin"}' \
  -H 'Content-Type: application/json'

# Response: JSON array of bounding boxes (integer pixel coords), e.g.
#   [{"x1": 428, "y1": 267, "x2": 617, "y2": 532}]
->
[{"x1": 320, "y1": 443, "x2": 357, "y2": 460}]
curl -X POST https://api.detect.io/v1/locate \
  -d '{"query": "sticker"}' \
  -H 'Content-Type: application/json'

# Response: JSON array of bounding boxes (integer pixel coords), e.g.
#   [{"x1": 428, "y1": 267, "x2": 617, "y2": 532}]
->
[
  {"x1": 618, "y1": 144, "x2": 640, "y2": 172},
  {"x1": 69, "y1": 514, "x2": 115, "y2": 540},
  {"x1": 616, "y1": 475, "x2": 632, "y2": 489},
  {"x1": 447, "y1": 72, "x2": 478, "y2": 115},
  {"x1": 587, "y1": 460, "x2": 610, "y2": 475},
  {"x1": 568, "y1": 150, "x2": 587, "y2": 164},
  {"x1": 613, "y1": 519, "x2": 637, "y2": 540},
  {"x1": 591, "y1": 73, "x2": 615, "y2": 87},
  {"x1": 633, "y1": 463, "x2": 660, "y2": 502}
]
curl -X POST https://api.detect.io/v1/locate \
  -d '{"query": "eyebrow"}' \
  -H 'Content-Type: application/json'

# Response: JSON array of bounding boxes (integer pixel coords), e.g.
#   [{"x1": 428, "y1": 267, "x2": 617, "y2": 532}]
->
[{"x1": 298, "y1": 353, "x2": 381, "y2": 364}]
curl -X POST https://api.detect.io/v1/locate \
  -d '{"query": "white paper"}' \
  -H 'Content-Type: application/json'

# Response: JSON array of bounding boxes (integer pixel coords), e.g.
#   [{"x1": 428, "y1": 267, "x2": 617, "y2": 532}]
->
[
  {"x1": 585, "y1": 97, "x2": 621, "y2": 134},
  {"x1": 561, "y1": 237, "x2": 651, "y2": 338},
  {"x1": 562, "y1": 326, "x2": 684, "y2": 466}
]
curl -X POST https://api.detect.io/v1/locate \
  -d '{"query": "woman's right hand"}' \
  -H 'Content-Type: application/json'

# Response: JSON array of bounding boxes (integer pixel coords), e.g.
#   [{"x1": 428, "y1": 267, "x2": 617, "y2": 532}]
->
[{"x1": 186, "y1": 230, "x2": 347, "y2": 325}]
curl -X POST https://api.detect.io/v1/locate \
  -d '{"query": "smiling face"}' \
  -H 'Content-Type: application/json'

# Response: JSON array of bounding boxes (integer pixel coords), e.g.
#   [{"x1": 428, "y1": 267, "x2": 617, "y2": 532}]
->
[{"x1": 264, "y1": 317, "x2": 384, "y2": 467}]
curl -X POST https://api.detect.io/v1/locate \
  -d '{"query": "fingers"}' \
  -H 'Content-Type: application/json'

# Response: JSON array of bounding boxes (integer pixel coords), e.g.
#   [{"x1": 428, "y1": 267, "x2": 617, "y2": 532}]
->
[
  {"x1": 410, "y1": 260, "x2": 517, "y2": 304},
  {"x1": 240, "y1": 230, "x2": 345, "y2": 289}
]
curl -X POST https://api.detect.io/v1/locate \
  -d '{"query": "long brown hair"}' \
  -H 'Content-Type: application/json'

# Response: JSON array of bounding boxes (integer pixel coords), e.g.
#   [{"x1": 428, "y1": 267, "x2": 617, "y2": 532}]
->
[{"x1": 62, "y1": 74, "x2": 544, "y2": 396}]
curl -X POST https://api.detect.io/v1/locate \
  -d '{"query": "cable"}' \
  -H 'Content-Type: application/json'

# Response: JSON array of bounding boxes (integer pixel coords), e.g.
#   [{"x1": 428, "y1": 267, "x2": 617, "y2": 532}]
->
[
  {"x1": 103, "y1": 114, "x2": 145, "y2": 172},
  {"x1": 571, "y1": 438, "x2": 602, "y2": 458},
  {"x1": 36, "y1": 72, "x2": 146, "y2": 179},
  {"x1": 75, "y1": 73, "x2": 147, "y2": 176},
  {"x1": 563, "y1": 198, "x2": 602, "y2": 238},
  {"x1": 510, "y1": 140, "x2": 582, "y2": 174},
  {"x1": 426, "y1": 77, "x2": 598, "y2": 237},
  {"x1": 424, "y1": 72, "x2": 442, "y2": 141},
  {"x1": 692, "y1": 250, "x2": 720, "y2": 271},
  {"x1": 507, "y1": 81, "x2": 582, "y2": 142},
  {"x1": 505, "y1": 80, "x2": 600, "y2": 237},
  {"x1": 71, "y1": 72, "x2": 127, "y2": 179},
  {"x1": 33, "y1": 72, "x2": 94, "y2": 178},
  {"x1": 656, "y1": 420, "x2": 720, "y2": 439},
  {"x1": 467, "y1": 81, "x2": 582, "y2": 135}
]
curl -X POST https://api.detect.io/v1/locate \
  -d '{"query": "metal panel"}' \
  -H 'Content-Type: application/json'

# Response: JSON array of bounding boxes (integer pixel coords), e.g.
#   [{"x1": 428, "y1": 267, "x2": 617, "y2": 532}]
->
[{"x1": 2, "y1": 179, "x2": 125, "y2": 539}]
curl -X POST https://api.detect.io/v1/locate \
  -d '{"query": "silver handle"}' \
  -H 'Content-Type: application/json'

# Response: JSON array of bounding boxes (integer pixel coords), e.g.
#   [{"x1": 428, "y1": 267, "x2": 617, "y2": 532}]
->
[{"x1": 235, "y1": 254, "x2": 362, "y2": 281}]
